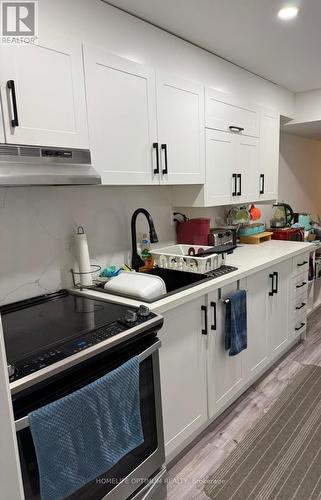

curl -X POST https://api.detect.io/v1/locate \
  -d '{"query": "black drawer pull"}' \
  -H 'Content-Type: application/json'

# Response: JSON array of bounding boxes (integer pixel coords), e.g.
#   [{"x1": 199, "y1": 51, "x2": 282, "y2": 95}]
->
[
  {"x1": 201, "y1": 305, "x2": 208, "y2": 335},
  {"x1": 161, "y1": 144, "x2": 168, "y2": 175},
  {"x1": 152, "y1": 143, "x2": 160, "y2": 174},
  {"x1": 295, "y1": 302, "x2": 306, "y2": 310},
  {"x1": 295, "y1": 322, "x2": 305, "y2": 332},
  {"x1": 273, "y1": 271, "x2": 279, "y2": 294},
  {"x1": 269, "y1": 273, "x2": 274, "y2": 296},
  {"x1": 7, "y1": 80, "x2": 19, "y2": 127},
  {"x1": 296, "y1": 282, "x2": 307, "y2": 289},
  {"x1": 237, "y1": 174, "x2": 242, "y2": 196},
  {"x1": 210, "y1": 301, "x2": 217, "y2": 331},
  {"x1": 260, "y1": 173, "x2": 265, "y2": 195},
  {"x1": 229, "y1": 126, "x2": 244, "y2": 133},
  {"x1": 297, "y1": 261, "x2": 308, "y2": 267},
  {"x1": 232, "y1": 173, "x2": 237, "y2": 196}
]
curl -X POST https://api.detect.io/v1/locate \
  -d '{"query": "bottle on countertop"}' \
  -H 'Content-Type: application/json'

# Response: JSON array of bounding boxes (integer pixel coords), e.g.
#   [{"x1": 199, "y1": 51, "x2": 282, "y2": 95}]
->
[{"x1": 140, "y1": 233, "x2": 154, "y2": 270}]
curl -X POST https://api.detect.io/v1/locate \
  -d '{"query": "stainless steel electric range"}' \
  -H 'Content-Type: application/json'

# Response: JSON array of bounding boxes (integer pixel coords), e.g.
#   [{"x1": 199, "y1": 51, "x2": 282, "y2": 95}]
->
[{"x1": 1, "y1": 290, "x2": 166, "y2": 500}]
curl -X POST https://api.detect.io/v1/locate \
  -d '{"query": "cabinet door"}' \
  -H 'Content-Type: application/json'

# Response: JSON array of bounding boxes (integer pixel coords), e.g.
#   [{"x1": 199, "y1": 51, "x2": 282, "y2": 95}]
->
[
  {"x1": 236, "y1": 135, "x2": 260, "y2": 203},
  {"x1": 246, "y1": 271, "x2": 269, "y2": 378},
  {"x1": 83, "y1": 46, "x2": 158, "y2": 185},
  {"x1": 268, "y1": 259, "x2": 292, "y2": 356},
  {"x1": 157, "y1": 74, "x2": 205, "y2": 184},
  {"x1": 259, "y1": 109, "x2": 280, "y2": 201},
  {"x1": 205, "y1": 129, "x2": 236, "y2": 206},
  {"x1": 205, "y1": 88, "x2": 260, "y2": 137},
  {"x1": 207, "y1": 283, "x2": 246, "y2": 418},
  {"x1": 158, "y1": 297, "x2": 208, "y2": 460},
  {"x1": 0, "y1": 37, "x2": 88, "y2": 148}
]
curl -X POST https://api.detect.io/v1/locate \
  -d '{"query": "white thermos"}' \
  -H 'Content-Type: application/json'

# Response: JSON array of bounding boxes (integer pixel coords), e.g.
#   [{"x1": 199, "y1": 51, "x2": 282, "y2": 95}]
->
[{"x1": 75, "y1": 226, "x2": 92, "y2": 286}]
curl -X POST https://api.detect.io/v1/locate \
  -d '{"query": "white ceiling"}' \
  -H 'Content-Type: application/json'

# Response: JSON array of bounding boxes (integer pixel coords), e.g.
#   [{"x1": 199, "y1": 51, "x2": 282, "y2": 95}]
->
[{"x1": 105, "y1": 0, "x2": 321, "y2": 93}]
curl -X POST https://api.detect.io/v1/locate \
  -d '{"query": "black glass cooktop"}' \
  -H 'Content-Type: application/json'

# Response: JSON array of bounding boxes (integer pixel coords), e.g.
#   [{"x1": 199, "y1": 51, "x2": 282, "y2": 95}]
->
[{"x1": 1, "y1": 290, "x2": 151, "y2": 366}]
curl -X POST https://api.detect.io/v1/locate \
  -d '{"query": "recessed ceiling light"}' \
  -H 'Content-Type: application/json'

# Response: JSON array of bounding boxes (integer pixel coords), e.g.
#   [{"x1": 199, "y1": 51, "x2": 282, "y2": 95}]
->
[{"x1": 278, "y1": 6, "x2": 299, "y2": 20}]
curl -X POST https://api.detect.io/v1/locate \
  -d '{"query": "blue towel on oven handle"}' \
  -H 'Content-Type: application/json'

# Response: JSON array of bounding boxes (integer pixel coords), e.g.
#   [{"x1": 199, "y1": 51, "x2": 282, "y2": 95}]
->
[
  {"x1": 225, "y1": 289, "x2": 247, "y2": 356},
  {"x1": 29, "y1": 356, "x2": 144, "y2": 500}
]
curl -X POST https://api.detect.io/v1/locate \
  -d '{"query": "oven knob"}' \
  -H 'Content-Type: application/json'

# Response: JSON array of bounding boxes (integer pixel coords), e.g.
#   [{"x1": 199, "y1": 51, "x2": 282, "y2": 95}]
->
[
  {"x1": 137, "y1": 305, "x2": 150, "y2": 318},
  {"x1": 7, "y1": 364, "x2": 15, "y2": 378},
  {"x1": 124, "y1": 310, "x2": 137, "y2": 324}
]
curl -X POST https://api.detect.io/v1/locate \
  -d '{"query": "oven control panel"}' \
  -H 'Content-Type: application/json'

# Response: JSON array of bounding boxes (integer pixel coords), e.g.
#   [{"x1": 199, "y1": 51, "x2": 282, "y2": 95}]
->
[{"x1": 9, "y1": 307, "x2": 154, "y2": 382}]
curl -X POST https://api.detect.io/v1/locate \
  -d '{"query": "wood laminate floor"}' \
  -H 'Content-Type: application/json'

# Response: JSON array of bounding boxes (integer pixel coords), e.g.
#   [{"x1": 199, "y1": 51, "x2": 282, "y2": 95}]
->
[{"x1": 165, "y1": 307, "x2": 321, "y2": 500}]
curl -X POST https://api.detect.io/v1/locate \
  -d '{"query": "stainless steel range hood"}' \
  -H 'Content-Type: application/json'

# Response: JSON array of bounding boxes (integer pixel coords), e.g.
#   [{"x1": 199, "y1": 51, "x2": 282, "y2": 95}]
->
[{"x1": 0, "y1": 144, "x2": 101, "y2": 186}]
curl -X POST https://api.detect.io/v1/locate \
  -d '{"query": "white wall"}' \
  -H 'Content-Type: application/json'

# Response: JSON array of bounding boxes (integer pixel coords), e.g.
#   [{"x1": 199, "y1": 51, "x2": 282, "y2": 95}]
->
[
  {"x1": 278, "y1": 132, "x2": 321, "y2": 218},
  {"x1": 0, "y1": 186, "x2": 175, "y2": 305},
  {"x1": 250, "y1": 132, "x2": 321, "y2": 226}
]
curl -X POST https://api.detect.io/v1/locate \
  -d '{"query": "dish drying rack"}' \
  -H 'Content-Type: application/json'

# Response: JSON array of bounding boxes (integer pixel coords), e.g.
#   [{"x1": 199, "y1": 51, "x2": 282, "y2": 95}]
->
[{"x1": 151, "y1": 244, "x2": 226, "y2": 274}]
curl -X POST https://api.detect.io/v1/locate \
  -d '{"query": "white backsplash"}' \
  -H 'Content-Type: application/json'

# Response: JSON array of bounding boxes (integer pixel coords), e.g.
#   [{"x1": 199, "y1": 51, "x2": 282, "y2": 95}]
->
[{"x1": 0, "y1": 186, "x2": 175, "y2": 305}]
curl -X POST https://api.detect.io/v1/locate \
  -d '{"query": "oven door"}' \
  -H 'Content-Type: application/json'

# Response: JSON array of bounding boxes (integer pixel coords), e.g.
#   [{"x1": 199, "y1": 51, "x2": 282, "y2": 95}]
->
[{"x1": 13, "y1": 335, "x2": 165, "y2": 500}]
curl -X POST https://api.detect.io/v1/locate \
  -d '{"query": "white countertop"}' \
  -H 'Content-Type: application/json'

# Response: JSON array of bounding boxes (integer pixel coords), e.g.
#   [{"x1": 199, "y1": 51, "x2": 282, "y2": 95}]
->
[{"x1": 74, "y1": 240, "x2": 316, "y2": 314}]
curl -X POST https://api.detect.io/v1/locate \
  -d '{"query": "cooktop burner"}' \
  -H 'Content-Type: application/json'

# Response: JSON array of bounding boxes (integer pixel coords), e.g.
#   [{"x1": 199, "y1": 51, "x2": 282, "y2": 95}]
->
[{"x1": 1, "y1": 290, "x2": 159, "y2": 383}]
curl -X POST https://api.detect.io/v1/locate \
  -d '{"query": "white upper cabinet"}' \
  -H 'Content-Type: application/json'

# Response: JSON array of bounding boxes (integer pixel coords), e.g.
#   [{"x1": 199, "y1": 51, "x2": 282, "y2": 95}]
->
[
  {"x1": 156, "y1": 74, "x2": 205, "y2": 184},
  {"x1": 83, "y1": 46, "x2": 158, "y2": 185},
  {"x1": 0, "y1": 37, "x2": 89, "y2": 149},
  {"x1": 205, "y1": 88, "x2": 260, "y2": 137},
  {"x1": 205, "y1": 129, "x2": 235, "y2": 206},
  {"x1": 236, "y1": 134, "x2": 260, "y2": 203},
  {"x1": 259, "y1": 109, "x2": 280, "y2": 201}
]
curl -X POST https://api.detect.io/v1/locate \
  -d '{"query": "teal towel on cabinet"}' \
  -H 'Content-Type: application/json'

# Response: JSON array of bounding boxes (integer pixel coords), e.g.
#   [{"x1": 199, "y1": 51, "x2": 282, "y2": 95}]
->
[
  {"x1": 29, "y1": 356, "x2": 143, "y2": 500},
  {"x1": 225, "y1": 289, "x2": 247, "y2": 356}
]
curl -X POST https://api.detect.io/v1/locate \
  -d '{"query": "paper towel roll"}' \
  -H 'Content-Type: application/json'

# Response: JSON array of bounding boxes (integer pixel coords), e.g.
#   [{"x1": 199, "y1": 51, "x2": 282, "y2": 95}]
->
[{"x1": 75, "y1": 226, "x2": 92, "y2": 286}]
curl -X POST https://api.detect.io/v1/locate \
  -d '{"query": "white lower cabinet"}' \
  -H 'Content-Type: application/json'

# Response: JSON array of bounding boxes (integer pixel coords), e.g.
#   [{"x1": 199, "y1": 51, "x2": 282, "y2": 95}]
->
[
  {"x1": 207, "y1": 283, "x2": 246, "y2": 418},
  {"x1": 246, "y1": 270, "x2": 269, "y2": 379},
  {"x1": 159, "y1": 255, "x2": 308, "y2": 461},
  {"x1": 267, "y1": 259, "x2": 292, "y2": 356},
  {"x1": 158, "y1": 297, "x2": 208, "y2": 460}
]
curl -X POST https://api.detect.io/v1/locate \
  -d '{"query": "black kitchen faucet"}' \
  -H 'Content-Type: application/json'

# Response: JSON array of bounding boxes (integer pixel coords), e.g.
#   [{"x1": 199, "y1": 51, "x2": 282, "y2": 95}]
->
[{"x1": 131, "y1": 208, "x2": 159, "y2": 271}]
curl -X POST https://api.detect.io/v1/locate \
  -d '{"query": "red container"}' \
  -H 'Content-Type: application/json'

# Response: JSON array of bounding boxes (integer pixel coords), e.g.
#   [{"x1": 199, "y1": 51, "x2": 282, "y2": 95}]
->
[
  {"x1": 176, "y1": 218, "x2": 211, "y2": 245},
  {"x1": 270, "y1": 228, "x2": 304, "y2": 241}
]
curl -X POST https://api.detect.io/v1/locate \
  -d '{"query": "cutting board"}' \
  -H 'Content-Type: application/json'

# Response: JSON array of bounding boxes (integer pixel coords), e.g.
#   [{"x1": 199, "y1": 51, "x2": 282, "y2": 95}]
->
[{"x1": 239, "y1": 231, "x2": 273, "y2": 244}]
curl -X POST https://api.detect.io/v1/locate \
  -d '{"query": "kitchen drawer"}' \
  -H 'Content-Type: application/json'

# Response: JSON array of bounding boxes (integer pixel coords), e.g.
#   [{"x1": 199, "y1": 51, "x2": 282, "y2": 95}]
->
[
  {"x1": 292, "y1": 254, "x2": 309, "y2": 276},
  {"x1": 290, "y1": 275, "x2": 308, "y2": 298},
  {"x1": 291, "y1": 312, "x2": 307, "y2": 338},
  {"x1": 290, "y1": 297, "x2": 307, "y2": 322},
  {"x1": 205, "y1": 88, "x2": 260, "y2": 137}
]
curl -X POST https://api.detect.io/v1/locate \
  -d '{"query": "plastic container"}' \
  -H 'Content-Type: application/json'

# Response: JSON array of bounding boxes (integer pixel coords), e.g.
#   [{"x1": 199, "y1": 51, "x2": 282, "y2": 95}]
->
[{"x1": 104, "y1": 272, "x2": 166, "y2": 300}]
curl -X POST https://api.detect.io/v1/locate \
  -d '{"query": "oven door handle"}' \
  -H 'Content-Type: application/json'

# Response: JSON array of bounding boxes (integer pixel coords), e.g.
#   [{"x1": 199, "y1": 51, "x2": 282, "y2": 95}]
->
[{"x1": 14, "y1": 339, "x2": 162, "y2": 432}]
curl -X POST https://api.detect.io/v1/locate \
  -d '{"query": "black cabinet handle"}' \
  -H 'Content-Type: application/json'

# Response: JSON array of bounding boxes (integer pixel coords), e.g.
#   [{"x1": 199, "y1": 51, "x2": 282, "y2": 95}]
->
[
  {"x1": 296, "y1": 281, "x2": 307, "y2": 289},
  {"x1": 260, "y1": 174, "x2": 265, "y2": 195},
  {"x1": 232, "y1": 173, "x2": 237, "y2": 196},
  {"x1": 201, "y1": 305, "x2": 208, "y2": 335},
  {"x1": 229, "y1": 126, "x2": 244, "y2": 133},
  {"x1": 161, "y1": 144, "x2": 168, "y2": 175},
  {"x1": 237, "y1": 174, "x2": 242, "y2": 196},
  {"x1": 297, "y1": 261, "x2": 308, "y2": 267},
  {"x1": 7, "y1": 80, "x2": 19, "y2": 127},
  {"x1": 273, "y1": 271, "x2": 279, "y2": 294},
  {"x1": 210, "y1": 301, "x2": 217, "y2": 331},
  {"x1": 295, "y1": 322, "x2": 305, "y2": 332},
  {"x1": 153, "y1": 142, "x2": 160, "y2": 174},
  {"x1": 295, "y1": 302, "x2": 306, "y2": 310},
  {"x1": 269, "y1": 273, "x2": 274, "y2": 296}
]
